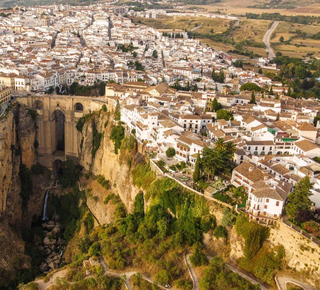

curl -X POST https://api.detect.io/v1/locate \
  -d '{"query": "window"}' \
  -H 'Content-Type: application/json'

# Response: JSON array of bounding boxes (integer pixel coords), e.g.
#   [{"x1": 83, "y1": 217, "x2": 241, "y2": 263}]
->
[
  {"x1": 274, "y1": 214, "x2": 277, "y2": 217},
  {"x1": 264, "y1": 205, "x2": 267, "y2": 209},
  {"x1": 255, "y1": 146, "x2": 258, "y2": 150},
  {"x1": 276, "y1": 201, "x2": 279, "y2": 206},
  {"x1": 266, "y1": 199, "x2": 269, "y2": 203}
]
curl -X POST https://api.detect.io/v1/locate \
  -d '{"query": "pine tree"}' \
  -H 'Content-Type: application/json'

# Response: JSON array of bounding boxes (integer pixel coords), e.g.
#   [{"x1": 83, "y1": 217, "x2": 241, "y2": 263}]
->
[
  {"x1": 287, "y1": 86, "x2": 291, "y2": 96},
  {"x1": 193, "y1": 153, "x2": 201, "y2": 183},
  {"x1": 286, "y1": 176, "x2": 313, "y2": 222},
  {"x1": 250, "y1": 91, "x2": 256, "y2": 104},
  {"x1": 218, "y1": 70, "x2": 225, "y2": 83},
  {"x1": 276, "y1": 113, "x2": 280, "y2": 121},
  {"x1": 212, "y1": 69, "x2": 218, "y2": 81}
]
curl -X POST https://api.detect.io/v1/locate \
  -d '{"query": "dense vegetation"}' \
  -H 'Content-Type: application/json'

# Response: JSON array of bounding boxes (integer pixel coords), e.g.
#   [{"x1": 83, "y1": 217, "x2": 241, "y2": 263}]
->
[
  {"x1": 246, "y1": 13, "x2": 320, "y2": 25},
  {"x1": 49, "y1": 187, "x2": 88, "y2": 242},
  {"x1": 69, "y1": 81, "x2": 106, "y2": 97},
  {"x1": 199, "y1": 257, "x2": 260, "y2": 290},
  {"x1": 59, "y1": 159, "x2": 82, "y2": 189},
  {"x1": 110, "y1": 125, "x2": 125, "y2": 154},
  {"x1": 235, "y1": 216, "x2": 285, "y2": 285}
]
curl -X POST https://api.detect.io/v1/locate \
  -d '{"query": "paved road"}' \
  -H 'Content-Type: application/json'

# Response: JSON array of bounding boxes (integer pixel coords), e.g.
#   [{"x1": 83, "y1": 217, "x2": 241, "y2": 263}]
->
[
  {"x1": 263, "y1": 21, "x2": 279, "y2": 60},
  {"x1": 276, "y1": 276, "x2": 315, "y2": 290},
  {"x1": 185, "y1": 254, "x2": 199, "y2": 290}
]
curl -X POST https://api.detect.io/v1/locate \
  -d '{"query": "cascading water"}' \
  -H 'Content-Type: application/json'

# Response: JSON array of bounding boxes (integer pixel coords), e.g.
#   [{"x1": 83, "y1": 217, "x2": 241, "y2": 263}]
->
[{"x1": 42, "y1": 189, "x2": 50, "y2": 221}]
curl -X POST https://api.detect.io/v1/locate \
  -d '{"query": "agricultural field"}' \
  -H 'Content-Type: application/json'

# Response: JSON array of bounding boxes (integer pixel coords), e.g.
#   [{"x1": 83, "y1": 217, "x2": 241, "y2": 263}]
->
[
  {"x1": 131, "y1": 16, "x2": 233, "y2": 34},
  {"x1": 271, "y1": 21, "x2": 320, "y2": 58},
  {"x1": 190, "y1": 0, "x2": 320, "y2": 16}
]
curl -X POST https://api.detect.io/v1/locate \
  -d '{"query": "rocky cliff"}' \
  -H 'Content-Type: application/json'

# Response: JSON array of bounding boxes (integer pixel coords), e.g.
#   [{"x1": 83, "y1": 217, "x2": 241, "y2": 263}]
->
[
  {"x1": 78, "y1": 111, "x2": 141, "y2": 214},
  {"x1": 0, "y1": 104, "x2": 45, "y2": 276}
]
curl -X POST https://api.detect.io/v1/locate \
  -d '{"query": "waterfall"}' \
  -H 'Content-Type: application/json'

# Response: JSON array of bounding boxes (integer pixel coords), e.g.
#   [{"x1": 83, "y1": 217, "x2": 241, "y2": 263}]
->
[{"x1": 42, "y1": 189, "x2": 50, "y2": 221}]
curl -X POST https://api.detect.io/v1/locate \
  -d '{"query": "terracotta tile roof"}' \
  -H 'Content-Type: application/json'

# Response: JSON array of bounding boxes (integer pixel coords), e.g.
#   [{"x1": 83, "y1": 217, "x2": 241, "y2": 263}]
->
[
  {"x1": 234, "y1": 161, "x2": 266, "y2": 183},
  {"x1": 295, "y1": 139, "x2": 320, "y2": 152},
  {"x1": 298, "y1": 122, "x2": 318, "y2": 132}
]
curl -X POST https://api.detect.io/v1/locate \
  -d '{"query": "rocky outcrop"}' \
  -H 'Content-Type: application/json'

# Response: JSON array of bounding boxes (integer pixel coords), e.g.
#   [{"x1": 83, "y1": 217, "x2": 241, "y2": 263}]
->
[
  {"x1": 78, "y1": 112, "x2": 141, "y2": 213},
  {"x1": 39, "y1": 220, "x2": 65, "y2": 272}
]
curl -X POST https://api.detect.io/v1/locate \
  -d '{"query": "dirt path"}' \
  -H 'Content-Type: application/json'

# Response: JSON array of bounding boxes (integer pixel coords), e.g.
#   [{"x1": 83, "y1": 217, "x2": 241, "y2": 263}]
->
[{"x1": 36, "y1": 269, "x2": 67, "y2": 290}]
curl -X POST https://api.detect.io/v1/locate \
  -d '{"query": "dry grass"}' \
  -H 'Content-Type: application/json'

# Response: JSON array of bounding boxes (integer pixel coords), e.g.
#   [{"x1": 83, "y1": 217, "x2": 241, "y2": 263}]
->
[
  {"x1": 192, "y1": 0, "x2": 320, "y2": 15},
  {"x1": 270, "y1": 21, "x2": 320, "y2": 58},
  {"x1": 132, "y1": 15, "x2": 232, "y2": 34},
  {"x1": 197, "y1": 38, "x2": 234, "y2": 52},
  {"x1": 229, "y1": 19, "x2": 271, "y2": 42}
]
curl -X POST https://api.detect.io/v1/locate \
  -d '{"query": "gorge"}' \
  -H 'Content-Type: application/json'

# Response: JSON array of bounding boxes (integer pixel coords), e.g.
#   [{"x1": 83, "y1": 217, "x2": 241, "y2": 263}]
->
[{"x1": 0, "y1": 98, "x2": 320, "y2": 290}]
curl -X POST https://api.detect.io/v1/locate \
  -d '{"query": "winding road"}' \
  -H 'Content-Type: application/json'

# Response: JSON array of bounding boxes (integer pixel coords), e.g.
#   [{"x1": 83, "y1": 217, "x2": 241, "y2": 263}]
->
[
  {"x1": 263, "y1": 21, "x2": 279, "y2": 60},
  {"x1": 185, "y1": 254, "x2": 199, "y2": 290},
  {"x1": 276, "y1": 276, "x2": 315, "y2": 290},
  {"x1": 186, "y1": 254, "x2": 268, "y2": 290},
  {"x1": 99, "y1": 256, "x2": 167, "y2": 290}
]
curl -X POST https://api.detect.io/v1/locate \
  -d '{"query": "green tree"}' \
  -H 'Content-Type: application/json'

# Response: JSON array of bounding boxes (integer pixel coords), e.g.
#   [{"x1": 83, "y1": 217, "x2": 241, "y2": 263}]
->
[
  {"x1": 286, "y1": 176, "x2": 313, "y2": 222},
  {"x1": 212, "y1": 69, "x2": 218, "y2": 81},
  {"x1": 152, "y1": 50, "x2": 158, "y2": 58},
  {"x1": 166, "y1": 147, "x2": 176, "y2": 158},
  {"x1": 279, "y1": 36, "x2": 284, "y2": 42},
  {"x1": 213, "y1": 225, "x2": 227, "y2": 239},
  {"x1": 211, "y1": 98, "x2": 222, "y2": 112},
  {"x1": 240, "y1": 83, "x2": 262, "y2": 92},
  {"x1": 190, "y1": 246, "x2": 208, "y2": 267},
  {"x1": 221, "y1": 208, "x2": 237, "y2": 227},
  {"x1": 250, "y1": 91, "x2": 256, "y2": 104},
  {"x1": 155, "y1": 270, "x2": 170, "y2": 286},
  {"x1": 110, "y1": 125, "x2": 125, "y2": 154},
  {"x1": 218, "y1": 70, "x2": 225, "y2": 83},
  {"x1": 193, "y1": 153, "x2": 201, "y2": 183},
  {"x1": 216, "y1": 109, "x2": 233, "y2": 121}
]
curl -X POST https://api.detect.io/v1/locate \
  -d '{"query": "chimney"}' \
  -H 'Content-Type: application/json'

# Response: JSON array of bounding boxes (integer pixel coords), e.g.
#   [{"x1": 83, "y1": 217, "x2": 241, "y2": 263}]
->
[{"x1": 249, "y1": 167, "x2": 254, "y2": 172}]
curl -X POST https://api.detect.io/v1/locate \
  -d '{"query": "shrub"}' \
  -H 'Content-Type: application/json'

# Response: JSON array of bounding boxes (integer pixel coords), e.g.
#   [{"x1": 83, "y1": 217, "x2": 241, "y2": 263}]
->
[
  {"x1": 96, "y1": 175, "x2": 111, "y2": 190},
  {"x1": 166, "y1": 147, "x2": 176, "y2": 158},
  {"x1": 76, "y1": 117, "x2": 85, "y2": 132},
  {"x1": 110, "y1": 125, "x2": 125, "y2": 154},
  {"x1": 155, "y1": 270, "x2": 170, "y2": 285},
  {"x1": 92, "y1": 128, "x2": 102, "y2": 158},
  {"x1": 213, "y1": 225, "x2": 227, "y2": 239},
  {"x1": 235, "y1": 215, "x2": 269, "y2": 260},
  {"x1": 88, "y1": 242, "x2": 101, "y2": 256},
  {"x1": 132, "y1": 162, "x2": 156, "y2": 190},
  {"x1": 221, "y1": 208, "x2": 237, "y2": 227},
  {"x1": 303, "y1": 220, "x2": 320, "y2": 237},
  {"x1": 190, "y1": 247, "x2": 208, "y2": 267}
]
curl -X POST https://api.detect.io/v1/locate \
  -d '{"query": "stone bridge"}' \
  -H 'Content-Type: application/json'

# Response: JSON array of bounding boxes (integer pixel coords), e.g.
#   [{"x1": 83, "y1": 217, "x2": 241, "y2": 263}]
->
[{"x1": 17, "y1": 94, "x2": 106, "y2": 169}]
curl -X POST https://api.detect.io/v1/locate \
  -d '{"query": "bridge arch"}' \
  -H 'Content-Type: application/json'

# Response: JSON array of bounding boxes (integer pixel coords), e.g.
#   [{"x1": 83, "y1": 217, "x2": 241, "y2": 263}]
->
[
  {"x1": 74, "y1": 102, "x2": 84, "y2": 112},
  {"x1": 52, "y1": 109, "x2": 65, "y2": 152}
]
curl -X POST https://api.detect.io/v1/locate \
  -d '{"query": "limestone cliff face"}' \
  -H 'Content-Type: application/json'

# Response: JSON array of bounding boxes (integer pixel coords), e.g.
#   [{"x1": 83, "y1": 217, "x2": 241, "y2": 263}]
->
[
  {"x1": 17, "y1": 106, "x2": 37, "y2": 169},
  {"x1": 78, "y1": 112, "x2": 141, "y2": 214},
  {"x1": 0, "y1": 104, "x2": 39, "y2": 273},
  {"x1": 0, "y1": 105, "x2": 21, "y2": 223}
]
